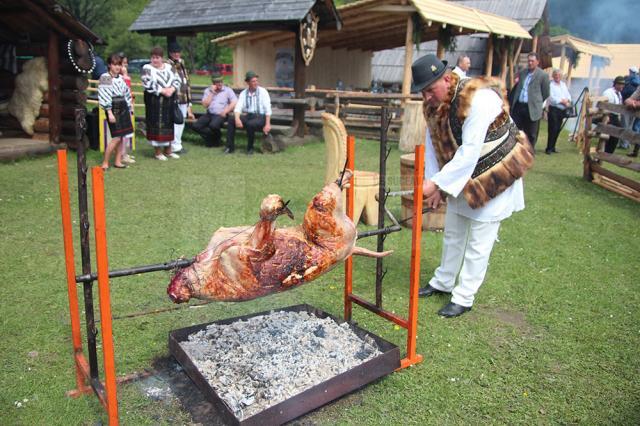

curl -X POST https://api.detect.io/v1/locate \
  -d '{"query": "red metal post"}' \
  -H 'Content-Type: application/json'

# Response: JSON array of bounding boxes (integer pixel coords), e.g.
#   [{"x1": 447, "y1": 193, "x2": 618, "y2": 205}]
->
[
  {"x1": 56, "y1": 150, "x2": 87, "y2": 391},
  {"x1": 401, "y1": 144, "x2": 424, "y2": 369},
  {"x1": 344, "y1": 135, "x2": 355, "y2": 321},
  {"x1": 91, "y1": 167, "x2": 119, "y2": 425}
]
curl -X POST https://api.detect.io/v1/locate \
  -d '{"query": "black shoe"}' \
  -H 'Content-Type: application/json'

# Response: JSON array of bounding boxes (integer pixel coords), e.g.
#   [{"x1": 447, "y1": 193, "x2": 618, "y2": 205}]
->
[
  {"x1": 628, "y1": 152, "x2": 639, "y2": 158},
  {"x1": 545, "y1": 150, "x2": 551, "y2": 155},
  {"x1": 247, "y1": 148, "x2": 254, "y2": 155},
  {"x1": 223, "y1": 148, "x2": 234, "y2": 154},
  {"x1": 418, "y1": 284, "x2": 451, "y2": 298},
  {"x1": 551, "y1": 149, "x2": 559, "y2": 153},
  {"x1": 437, "y1": 302, "x2": 472, "y2": 318}
]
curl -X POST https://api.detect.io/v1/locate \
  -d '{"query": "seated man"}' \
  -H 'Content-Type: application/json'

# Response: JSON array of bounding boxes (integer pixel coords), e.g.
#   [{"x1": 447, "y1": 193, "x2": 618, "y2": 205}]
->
[
  {"x1": 192, "y1": 74, "x2": 237, "y2": 148},
  {"x1": 232, "y1": 71, "x2": 272, "y2": 155}
]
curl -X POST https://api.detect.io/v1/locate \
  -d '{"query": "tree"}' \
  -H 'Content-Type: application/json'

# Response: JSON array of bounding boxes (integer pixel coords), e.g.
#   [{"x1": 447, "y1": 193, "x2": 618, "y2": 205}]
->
[{"x1": 58, "y1": 0, "x2": 112, "y2": 30}]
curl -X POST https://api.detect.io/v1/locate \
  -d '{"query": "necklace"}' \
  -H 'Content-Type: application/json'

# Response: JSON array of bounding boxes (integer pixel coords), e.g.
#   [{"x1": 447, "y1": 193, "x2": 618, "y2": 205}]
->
[{"x1": 66, "y1": 39, "x2": 96, "y2": 75}]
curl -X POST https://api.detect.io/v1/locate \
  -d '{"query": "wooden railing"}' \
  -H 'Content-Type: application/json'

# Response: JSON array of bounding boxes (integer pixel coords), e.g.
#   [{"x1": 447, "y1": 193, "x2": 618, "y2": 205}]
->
[{"x1": 582, "y1": 90, "x2": 640, "y2": 202}]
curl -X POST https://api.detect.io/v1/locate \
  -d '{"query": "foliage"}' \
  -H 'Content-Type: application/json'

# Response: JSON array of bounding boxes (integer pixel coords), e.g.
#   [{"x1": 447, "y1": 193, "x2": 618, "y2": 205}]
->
[
  {"x1": 59, "y1": 0, "x2": 232, "y2": 68},
  {"x1": 1, "y1": 121, "x2": 639, "y2": 424},
  {"x1": 549, "y1": 25, "x2": 571, "y2": 37},
  {"x1": 58, "y1": 0, "x2": 112, "y2": 30}
]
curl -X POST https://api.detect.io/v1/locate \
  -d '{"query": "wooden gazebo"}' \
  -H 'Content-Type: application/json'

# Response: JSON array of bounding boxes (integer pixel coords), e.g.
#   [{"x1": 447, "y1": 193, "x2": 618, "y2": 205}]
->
[
  {"x1": 130, "y1": 0, "x2": 342, "y2": 136},
  {"x1": 213, "y1": 0, "x2": 531, "y2": 98},
  {"x1": 551, "y1": 34, "x2": 612, "y2": 88}
]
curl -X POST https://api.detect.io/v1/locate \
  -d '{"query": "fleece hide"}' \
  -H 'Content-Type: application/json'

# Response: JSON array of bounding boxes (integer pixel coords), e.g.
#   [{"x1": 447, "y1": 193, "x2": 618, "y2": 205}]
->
[{"x1": 8, "y1": 57, "x2": 48, "y2": 135}]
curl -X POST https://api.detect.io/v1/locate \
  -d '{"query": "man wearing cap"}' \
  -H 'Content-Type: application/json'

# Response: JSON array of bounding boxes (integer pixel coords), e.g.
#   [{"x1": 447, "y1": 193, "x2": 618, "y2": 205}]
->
[
  {"x1": 167, "y1": 41, "x2": 194, "y2": 154},
  {"x1": 601, "y1": 76, "x2": 626, "y2": 154},
  {"x1": 192, "y1": 74, "x2": 237, "y2": 149},
  {"x1": 412, "y1": 54, "x2": 534, "y2": 318},
  {"x1": 233, "y1": 71, "x2": 272, "y2": 154},
  {"x1": 510, "y1": 52, "x2": 550, "y2": 151}
]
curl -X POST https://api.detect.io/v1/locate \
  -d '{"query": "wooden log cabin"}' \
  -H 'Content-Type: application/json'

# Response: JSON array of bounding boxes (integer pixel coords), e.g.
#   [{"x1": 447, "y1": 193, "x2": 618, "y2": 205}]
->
[{"x1": 0, "y1": 0, "x2": 101, "y2": 160}]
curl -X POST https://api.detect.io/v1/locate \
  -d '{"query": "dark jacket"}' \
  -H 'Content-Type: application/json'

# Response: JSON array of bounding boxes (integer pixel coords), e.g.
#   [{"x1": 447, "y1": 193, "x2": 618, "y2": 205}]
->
[{"x1": 510, "y1": 67, "x2": 550, "y2": 121}]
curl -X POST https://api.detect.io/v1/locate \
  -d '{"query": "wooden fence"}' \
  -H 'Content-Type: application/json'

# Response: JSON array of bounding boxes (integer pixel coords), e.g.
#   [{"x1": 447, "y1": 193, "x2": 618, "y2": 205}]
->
[{"x1": 582, "y1": 89, "x2": 640, "y2": 202}]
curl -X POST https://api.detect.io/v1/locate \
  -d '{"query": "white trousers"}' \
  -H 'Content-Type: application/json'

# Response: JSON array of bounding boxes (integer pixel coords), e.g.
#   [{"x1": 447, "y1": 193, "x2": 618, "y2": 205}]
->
[
  {"x1": 429, "y1": 208, "x2": 501, "y2": 307},
  {"x1": 172, "y1": 103, "x2": 188, "y2": 152}
]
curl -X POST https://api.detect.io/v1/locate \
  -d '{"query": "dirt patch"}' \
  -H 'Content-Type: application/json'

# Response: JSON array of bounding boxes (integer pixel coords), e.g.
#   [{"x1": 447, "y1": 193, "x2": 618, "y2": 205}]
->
[{"x1": 484, "y1": 306, "x2": 535, "y2": 336}]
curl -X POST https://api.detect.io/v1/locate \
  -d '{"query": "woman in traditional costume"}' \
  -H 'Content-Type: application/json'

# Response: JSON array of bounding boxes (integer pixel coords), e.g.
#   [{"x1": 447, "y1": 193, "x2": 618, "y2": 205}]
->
[
  {"x1": 117, "y1": 52, "x2": 135, "y2": 164},
  {"x1": 141, "y1": 46, "x2": 181, "y2": 161},
  {"x1": 98, "y1": 53, "x2": 133, "y2": 169}
]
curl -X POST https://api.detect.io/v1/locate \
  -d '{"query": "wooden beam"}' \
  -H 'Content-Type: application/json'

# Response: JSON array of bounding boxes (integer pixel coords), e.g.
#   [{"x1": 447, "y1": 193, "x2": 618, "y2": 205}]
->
[
  {"x1": 370, "y1": 5, "x2": 416, "y2": 13},
  {"x1": 402, "y1": 13, "x2": 414, "y2": 99},
  {"x1": 559, "y1": 44, "x2": 566, "y2": 73},
  {"x1": 324, "y1": 20, "x2": 408, "y2": 49},
  {"x1": 293, "y1": 27, "x2": 305, "y2": 137},
  {"x1": 48, "y1": 30, "x2": 60, "y2": 145},
  {"x1": 484, "y1": 35, "x2": 494, "y2": 76},
  {"x1": 22, "y1": 0, "x2": 75, "y2": 40}
]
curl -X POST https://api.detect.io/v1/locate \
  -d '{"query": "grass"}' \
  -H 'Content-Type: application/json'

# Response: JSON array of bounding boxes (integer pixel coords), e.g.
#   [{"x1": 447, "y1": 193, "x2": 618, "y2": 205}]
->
[{"x1": 0, "y1": 124, "x2": 639, "y2": 425}]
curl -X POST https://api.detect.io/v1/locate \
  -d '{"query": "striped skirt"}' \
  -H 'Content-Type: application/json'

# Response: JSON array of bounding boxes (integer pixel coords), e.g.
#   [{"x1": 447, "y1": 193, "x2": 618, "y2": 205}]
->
[
  {"x1": 107, "y1": 97, "x2": 133, "y2": 138},
  {"x1": 144, "y1": 91, "x2": 174, "y2": 142}
]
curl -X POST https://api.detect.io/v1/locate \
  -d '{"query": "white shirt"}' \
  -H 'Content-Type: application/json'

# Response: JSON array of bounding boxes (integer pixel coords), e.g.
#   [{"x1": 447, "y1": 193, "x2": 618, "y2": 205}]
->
[
  {"x1": 548, "y1": 80, "x2": 571, "y2": 110},
  {"x1": 453, "y1": 66, "x2": 467, "y2": 78},
  {"x1": 425, "y1": 88, "x2": 525, "y2": 222},
  {"x1": 602, "y1": 87, "x2": 622, "y2": 105},
  {"x1": 234, "y1": 86, "x2": 272, "y2": 116}
]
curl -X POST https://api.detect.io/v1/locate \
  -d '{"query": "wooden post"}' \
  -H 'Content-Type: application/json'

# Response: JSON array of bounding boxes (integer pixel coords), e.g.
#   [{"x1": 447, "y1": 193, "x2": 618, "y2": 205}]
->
[
  {"x1": 48, "y1": 31, "x2": 61, "y2": 144},
  {"x1": 401, "y1": 14, "x2": 414, "y2": 101},
  {"x1": 559, "y1": 44, "x2": 566, "y2": 74},
  {"x1": 566, "y1": 59, "x2": 574, "y2": 87},
  {"x1": 484, "y1": 35, "x2": 494, "y2": 77},
  {"x1": 91, "y1": 167, "x2": 119, "y2": 425},
  {"x1": 344, "y1": 135, "x2": 355, "y2": 322},
  {"x1": 531, "y1": 34, "x2": 538, "y2": 54},
  {"x1": 436, "y1": 37, "x2": 445, "y2": 59},
  {"x1": 293, "y1": 27, "x2": 306, "y2": 137},
  {"x1": 499, "y1": 42, "x2": 508, "y2": 84}
]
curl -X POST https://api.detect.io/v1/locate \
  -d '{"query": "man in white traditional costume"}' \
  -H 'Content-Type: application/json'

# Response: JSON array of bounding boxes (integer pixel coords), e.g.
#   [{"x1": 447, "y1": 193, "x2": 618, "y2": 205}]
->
[{"x1": 413, "y1": 55, "x2": 534, "y2": 317}]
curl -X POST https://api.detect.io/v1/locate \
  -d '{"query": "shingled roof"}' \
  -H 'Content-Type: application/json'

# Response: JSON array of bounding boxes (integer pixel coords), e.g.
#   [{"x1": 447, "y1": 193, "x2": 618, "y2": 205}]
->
[{"x1": 130, "y1": 0, "x2": 342, "y2": 35}]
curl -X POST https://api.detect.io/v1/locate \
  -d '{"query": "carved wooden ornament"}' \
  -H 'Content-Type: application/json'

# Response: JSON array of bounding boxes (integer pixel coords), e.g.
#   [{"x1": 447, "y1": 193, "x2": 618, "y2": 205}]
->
[{"x1": 300, "y1": 11, "x2": 319, "y2": 66}]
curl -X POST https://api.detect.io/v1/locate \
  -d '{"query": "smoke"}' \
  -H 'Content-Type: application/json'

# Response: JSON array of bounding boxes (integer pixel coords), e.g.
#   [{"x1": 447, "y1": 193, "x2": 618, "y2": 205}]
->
[{"x1": 549, "y1": 0, "x2": 640, "y2": 43}]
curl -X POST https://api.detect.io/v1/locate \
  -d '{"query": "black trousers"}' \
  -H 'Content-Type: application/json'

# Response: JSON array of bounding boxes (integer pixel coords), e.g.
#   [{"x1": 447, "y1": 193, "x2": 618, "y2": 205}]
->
[
  {"x1": 604, "y1": 114, "x2": 621, "y2": 154},
  {"x1": 192, "y1": 112, "x2": 234, "y2": 147},
  {"x1": 546, "y1": 106, "x2": 564, "y2": 152},
  {"x1": 229, "y1": 113, "x2": 266, "y2": 151},
  {"x1": 512, "y1": 102, "x2": 540, "y2": 149}
]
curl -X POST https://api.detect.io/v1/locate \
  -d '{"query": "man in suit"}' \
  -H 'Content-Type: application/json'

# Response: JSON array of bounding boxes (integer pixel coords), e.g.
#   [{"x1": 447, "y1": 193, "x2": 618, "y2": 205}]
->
[{"x1": 510, "y1": 52, "x2": 550, "y2": 151}]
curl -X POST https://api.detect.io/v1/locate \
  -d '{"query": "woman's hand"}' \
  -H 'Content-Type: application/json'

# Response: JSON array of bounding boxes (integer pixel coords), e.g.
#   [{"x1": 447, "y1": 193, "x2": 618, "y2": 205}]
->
[{"x1": 107, "y1": 110, "x2": 116, "y2": 123}]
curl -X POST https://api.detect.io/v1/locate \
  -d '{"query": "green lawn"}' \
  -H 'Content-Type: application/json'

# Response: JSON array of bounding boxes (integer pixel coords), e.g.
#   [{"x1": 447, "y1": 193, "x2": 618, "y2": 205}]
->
[{"x1": 0, "y1": 125, "x2": 638, "y2": 425}]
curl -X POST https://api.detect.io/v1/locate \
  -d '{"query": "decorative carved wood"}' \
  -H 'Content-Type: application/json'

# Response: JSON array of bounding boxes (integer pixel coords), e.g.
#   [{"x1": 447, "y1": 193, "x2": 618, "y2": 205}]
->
[{"x1": 299, "y1": 11, "x2": 319, "y2": 66}]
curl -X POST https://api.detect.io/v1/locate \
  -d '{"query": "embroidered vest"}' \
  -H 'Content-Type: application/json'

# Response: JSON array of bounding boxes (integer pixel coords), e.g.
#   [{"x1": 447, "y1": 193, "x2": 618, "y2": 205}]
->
[{"x1": 424, "y1": 74, "x2": 534, "y2": 209}]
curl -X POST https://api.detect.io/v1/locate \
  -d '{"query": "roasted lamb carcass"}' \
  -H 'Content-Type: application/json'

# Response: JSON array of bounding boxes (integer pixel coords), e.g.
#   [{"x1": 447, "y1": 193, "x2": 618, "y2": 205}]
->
[{"x1": 167, "y1": 171, "x2": 390, "y2": 303}]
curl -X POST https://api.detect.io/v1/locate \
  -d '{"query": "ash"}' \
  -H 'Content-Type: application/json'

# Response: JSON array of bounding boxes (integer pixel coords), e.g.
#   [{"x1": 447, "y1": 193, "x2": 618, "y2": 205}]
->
[{"x1": 180, "y1": 310, "x2": 382, "y2": 419}]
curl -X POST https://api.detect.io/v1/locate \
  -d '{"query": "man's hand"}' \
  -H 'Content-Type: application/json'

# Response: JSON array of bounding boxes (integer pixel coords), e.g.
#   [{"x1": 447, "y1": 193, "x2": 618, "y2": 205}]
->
[
  {"x1": 263, "y1": 123, "x2": 271, "y2": 134},
  {"x1": 187, "y1": 108, "x2": 195, "y2": 120},
  {"x1": 422, "y1": 179, "x2": 438, "y2": 199},
  {"x1": 107, "y1": 110, "x2": 116, "y2": 124},
  {"x1": 235, "y1": 117, "x2": 243, "y2": 128},
  {"x1": 425, "y1": 191, "x2": 443, "y2": 209}
]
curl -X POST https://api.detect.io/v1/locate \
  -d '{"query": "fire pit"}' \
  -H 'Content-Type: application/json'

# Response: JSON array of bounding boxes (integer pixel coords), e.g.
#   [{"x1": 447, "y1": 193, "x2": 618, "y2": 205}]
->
[{"x1": 169, "y1": 304, "x2": 400, "y2": 425}]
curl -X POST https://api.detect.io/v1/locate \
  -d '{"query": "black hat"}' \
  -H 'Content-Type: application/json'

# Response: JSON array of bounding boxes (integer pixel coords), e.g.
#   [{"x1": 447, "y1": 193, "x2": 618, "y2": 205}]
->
[
  {"x1": 245, "y1": 70, "x2": 258, "y2": 82},
  {"x1": 211, "y1": 74, "x2": 224, "y2": 83},
  {"x1": 411, "y1": 54, "x2": 448, "y2": 93},
  {"x1": 168, "y1": 41, "x2": 181, "y2": 53},
  {"x1": 613, "y1": 75, "x2": 626, "y2": 85}
]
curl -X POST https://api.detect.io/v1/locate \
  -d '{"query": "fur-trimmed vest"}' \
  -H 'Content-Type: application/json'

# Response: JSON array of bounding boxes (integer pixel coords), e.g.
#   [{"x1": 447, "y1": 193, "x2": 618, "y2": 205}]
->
[{"x1": 424, "y1": 73, "x2": 534, "y2": 209}]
